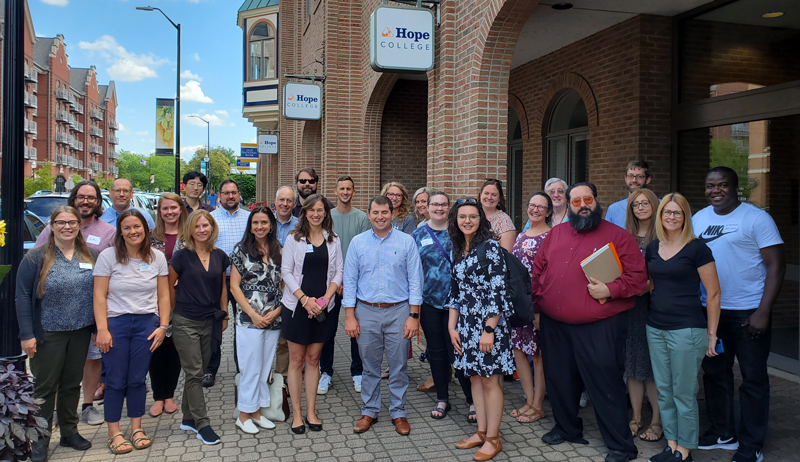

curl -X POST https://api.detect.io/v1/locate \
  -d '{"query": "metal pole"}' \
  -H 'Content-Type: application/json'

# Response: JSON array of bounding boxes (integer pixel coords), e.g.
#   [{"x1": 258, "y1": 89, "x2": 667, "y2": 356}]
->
[
  {"x1": 175, "y1": 23, "x2": 181, "y2": 193},
  {"x1": 0, "y1": 0, "x2": 26, "y2": 368}
]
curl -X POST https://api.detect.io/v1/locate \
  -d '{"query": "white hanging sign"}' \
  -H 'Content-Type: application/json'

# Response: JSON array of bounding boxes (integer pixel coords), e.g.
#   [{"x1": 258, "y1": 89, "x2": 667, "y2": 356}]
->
[
  {"x1": 370, "y1": 5, "x2": 435, "y2": 73},
  {"x1": 283, "y1": 82, "x2": 322, "y2": 120}
]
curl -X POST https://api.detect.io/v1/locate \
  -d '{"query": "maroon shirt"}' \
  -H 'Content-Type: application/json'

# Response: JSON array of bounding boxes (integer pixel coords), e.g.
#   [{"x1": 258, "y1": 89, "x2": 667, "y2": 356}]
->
[{"x1": 531, "y1": 220, "x2": 647, "y2": 324}]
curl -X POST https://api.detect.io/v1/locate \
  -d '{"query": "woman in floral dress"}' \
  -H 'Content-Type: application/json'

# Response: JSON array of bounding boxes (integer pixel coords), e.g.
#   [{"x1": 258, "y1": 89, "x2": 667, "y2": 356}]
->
[
  {"x1": 448, "y1": 198, "x2": 514, "y2": 461},
  {"x1": 509, "y1": 192, "x2": 552, "y2": 424}
]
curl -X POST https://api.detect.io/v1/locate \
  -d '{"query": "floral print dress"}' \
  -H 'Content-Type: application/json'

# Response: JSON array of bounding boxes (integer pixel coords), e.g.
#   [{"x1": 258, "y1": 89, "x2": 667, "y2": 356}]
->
[
  {"x1": 448, "y1": 239, "x2": 515, "y2": 377},
  {"x1": 510, "y1": 231, "x2": 548, "y2": 355}
]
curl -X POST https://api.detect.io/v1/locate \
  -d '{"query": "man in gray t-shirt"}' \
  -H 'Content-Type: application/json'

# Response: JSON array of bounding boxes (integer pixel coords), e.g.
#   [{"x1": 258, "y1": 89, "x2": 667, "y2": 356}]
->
[{"x1": 318, "y1": 175, "x2": 372, "y2": 395}]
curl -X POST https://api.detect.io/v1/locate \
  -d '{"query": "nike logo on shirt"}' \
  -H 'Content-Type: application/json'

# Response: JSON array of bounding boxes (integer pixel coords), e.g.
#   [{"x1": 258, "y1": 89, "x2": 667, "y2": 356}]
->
[{"x1": 697, "y1": 224, "x2": 738, "y2": 244}]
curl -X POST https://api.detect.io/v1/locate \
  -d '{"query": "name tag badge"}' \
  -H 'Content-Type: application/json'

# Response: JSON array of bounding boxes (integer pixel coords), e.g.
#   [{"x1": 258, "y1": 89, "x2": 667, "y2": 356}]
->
[
  {"x1": 306, "y1": 244, "x2": 314, "y2": 253},
  {"x1": 79, "y1": 262, "x2": 93, "y2": 270},
  {"x1": 420, "y1": 238, "x2": 434, "y2": 247},
  {"x1": 140, "y1": 263, "x2": 152, "y2": 272},
  {"x1": 86, "y1": 235, "x2": 102, "y2": 245}
]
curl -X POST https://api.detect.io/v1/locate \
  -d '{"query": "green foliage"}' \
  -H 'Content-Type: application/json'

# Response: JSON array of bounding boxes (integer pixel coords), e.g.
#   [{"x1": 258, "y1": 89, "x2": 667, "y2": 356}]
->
[
  {"x1": 184, "y1": 146, "x2": 235, "y2": 193},
  {"x1": 116, "y1": 149, "x2": 188, "y2": 193},
  {"x1": 710, "y1": 138, "x2": 757, "y2": 201},
  {"x1": 70, "y1": 174, "x2": 82, "y2": 185},
  {"x1": 0, "y1": 363, "x2": 51, "y2": 461},
  {"x1": 229, "y1": 173, "x2": 256, "y2": 202},
  {"x1": 23, "y1": 161, "x2": 54, "y2": 197},
  {"x1": 95, "y1": 177, "x2": 115, "y2": 190}
]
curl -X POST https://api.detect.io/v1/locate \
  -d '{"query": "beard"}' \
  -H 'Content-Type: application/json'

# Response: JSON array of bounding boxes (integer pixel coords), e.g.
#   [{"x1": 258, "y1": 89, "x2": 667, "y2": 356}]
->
[
  {"x1": 568, "y1": 204, "x2": 603, "y2": 233},
  {"x1": 298, "y1": 186, "x2": 316, "y2": 199},
  {"x1": 79, "y1": 206, "x2": 97, "y2": 220}
]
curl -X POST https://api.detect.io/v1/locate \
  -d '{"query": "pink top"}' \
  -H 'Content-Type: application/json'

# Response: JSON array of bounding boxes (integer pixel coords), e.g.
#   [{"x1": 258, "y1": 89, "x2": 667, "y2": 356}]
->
[
  {"x1": 35, "y1": 218, "x2": 116, "y2": 253},
  {"x1": 488, "y1": 210, "x2": 515, "y2": 235},
  {"x1": 280, "y1": 230, "x2": 344, "y2": 313}
]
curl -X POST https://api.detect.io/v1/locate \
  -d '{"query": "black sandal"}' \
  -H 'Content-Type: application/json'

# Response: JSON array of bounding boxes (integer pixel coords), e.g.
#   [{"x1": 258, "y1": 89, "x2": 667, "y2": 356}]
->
[
  {"x1": 431, "y1": 401, "x2": 451, "y2": 420},
  {"x1": 467, "y1": 407, "x2": 477, "y2": 424}
]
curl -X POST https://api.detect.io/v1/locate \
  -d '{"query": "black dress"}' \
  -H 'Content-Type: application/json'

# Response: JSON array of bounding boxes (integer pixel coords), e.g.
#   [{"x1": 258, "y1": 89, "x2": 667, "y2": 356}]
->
[{"x1": 281, "y1": 241, "x2": 337, "y2": 345}]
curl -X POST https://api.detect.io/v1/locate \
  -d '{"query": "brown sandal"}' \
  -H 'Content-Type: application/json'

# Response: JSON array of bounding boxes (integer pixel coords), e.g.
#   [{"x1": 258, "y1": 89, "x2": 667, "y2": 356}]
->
[
  {"x1": 510, "y1": 402, "x2": 532, "y2": 418},
  {"x1": 516, "y1": 406, "x2": 545, "y2": 423},
  {"x1": 629, "y1": 419, "x2": 642, "y2": 436},
  {"x1": 131, "y1": 428, "x2": 153, "y2": 450},
  {"x1": 639, "y1": 423, "x2": 664, "y2": 442},
  {"x1": 108, "y1": 432, "x2": 133, "y2": 454},
  {"x1": 473, "y1": 435, "x2": 502, "y2": 461},
  {"x1": 456, "y1": 430, "x2": 486, "y2": 449}
]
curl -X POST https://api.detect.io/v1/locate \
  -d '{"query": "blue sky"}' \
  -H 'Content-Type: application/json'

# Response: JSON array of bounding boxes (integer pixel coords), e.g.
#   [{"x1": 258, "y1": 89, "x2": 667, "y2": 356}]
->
[{"x1": 29, "y1": 0, "x2": 256, "y2": 161}]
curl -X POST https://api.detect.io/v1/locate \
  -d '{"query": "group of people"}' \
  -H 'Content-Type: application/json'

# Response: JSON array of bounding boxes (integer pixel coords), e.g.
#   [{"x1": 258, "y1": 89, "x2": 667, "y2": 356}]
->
[{"x1": 15, "y1": 161, "x2": 783, "y2": 462}]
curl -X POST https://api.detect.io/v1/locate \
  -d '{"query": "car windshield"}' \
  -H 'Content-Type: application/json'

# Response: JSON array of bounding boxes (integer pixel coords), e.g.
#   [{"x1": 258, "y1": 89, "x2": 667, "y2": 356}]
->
[{"x1": 25, "y1": 197, "x2": 68, "y2": 223}]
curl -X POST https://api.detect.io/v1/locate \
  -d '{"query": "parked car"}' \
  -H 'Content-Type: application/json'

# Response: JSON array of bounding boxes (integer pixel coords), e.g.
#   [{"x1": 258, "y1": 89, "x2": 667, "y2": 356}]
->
[
  {"x1": 24, "y1": 193, "x2": 71, "y2": 224},
  {"x1": 31, "y1": 190, "x2": 54, "y2": 196},
  {"x1": 0, "y1": 200, "x2": 45, "y2": 254}
]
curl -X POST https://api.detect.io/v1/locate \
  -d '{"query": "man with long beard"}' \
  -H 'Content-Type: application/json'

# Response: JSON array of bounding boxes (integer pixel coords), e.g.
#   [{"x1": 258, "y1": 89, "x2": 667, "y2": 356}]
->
[
  {"x1": 531, "y1": 182, "x2": 647, "y2": 462},
  {"x1": 292, "y1": 168, "x2": 333, "y2": 217}
]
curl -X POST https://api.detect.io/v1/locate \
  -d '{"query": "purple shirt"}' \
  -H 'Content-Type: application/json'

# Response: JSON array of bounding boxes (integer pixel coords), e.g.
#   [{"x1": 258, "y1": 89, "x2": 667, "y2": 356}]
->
[{"x1": 35, "y1": 217, "x2": 116, "y2": 253}]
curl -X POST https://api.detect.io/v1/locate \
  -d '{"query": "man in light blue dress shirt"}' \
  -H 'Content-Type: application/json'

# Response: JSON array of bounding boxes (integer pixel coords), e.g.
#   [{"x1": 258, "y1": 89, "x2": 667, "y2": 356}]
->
[
  {"x1": 604, "y1": 160, "x2": 652, "y2": 228},
  {"x1": 274, "y1": 186, "x2": 299, "y2": 246},
  {"x1": 100, "y1": 178, "x2": 155, "y2": 229},
  {"x1": 344, "y1": 195, "x2": 423, "y2": 436}
]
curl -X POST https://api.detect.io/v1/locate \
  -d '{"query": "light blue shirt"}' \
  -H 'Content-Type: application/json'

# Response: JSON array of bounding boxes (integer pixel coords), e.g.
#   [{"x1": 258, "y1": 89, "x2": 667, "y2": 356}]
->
[
  {"x1": 604, "y1": 198, "x2": 628, "y2": 228},
  {"x1": 101, "y1": 205, "x2": 155, "y2": 229},
  {"x1": 211, "y1": 207, "x2": 251, "y2": 275},
  {"x1": 276, "y1": 215, "x2": 299, "y2": 247},
  {"x1": 343, "y1": 227, "x2": 423, "y2": 308}
]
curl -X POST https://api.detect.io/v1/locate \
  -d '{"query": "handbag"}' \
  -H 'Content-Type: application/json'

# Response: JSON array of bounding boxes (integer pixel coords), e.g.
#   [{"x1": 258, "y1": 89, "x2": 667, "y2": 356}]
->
[{"x1": 261, "y1": 371, "x2": 288, "y2": 422}]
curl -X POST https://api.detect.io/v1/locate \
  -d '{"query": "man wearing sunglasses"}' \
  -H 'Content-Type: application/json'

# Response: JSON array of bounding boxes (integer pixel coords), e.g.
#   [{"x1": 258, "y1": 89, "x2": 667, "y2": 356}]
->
[
  {"x1": 292, "y1": 168, "x2": 333, "y2": 217},
  {"x1": 531, "y1": 182, "x2": 647, "y2": 462},
  {"x1": 605, "y1": 160, "x2": 652, "y2": 228}
]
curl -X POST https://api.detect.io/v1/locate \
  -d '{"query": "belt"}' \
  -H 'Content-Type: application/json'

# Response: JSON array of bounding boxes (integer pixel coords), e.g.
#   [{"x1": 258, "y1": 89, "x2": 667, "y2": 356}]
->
[{"x1": 357, "y1": 299, "x2": 408, "y2": 309}]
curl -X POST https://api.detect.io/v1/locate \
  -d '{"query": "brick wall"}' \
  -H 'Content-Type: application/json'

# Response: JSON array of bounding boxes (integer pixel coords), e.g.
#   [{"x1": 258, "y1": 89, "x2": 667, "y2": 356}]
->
[{"x1": 380, "y1": 79, "x2": 428, "y2": 192}]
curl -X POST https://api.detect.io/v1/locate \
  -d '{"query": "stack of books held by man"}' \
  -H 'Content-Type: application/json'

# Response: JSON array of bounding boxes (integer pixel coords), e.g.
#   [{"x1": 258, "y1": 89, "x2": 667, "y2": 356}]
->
[{"x1": 580, "y1": 243, "x2": 623, "y2": 304}]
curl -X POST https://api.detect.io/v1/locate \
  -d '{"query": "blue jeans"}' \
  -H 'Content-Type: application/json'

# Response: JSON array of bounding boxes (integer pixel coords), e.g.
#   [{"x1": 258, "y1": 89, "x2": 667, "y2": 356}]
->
[{"x1": 102, "y1": 314, "x2": 158, "y2": 423}]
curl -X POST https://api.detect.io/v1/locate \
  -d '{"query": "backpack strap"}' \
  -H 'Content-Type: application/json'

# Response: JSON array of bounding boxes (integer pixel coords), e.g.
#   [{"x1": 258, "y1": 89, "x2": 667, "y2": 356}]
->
[{"x1": 424, "y1": 224, "x2": 451, "y2": 264}]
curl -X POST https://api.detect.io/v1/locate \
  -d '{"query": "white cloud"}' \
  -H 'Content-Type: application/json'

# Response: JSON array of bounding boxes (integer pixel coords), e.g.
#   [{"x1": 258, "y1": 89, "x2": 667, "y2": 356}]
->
[
  {"x1": 78, "y1": 35, "x2": 168, "y2": 82},
  {"x1": 40, "y1": 0, "x2": 68, "y2": 5},
  {"x1": 180, "y1": 144, "x2": 205, "y2": 156},
  {"x1": 192, "y1": 53, "x2": 200, "y2": 62},
  {"x1": 136, "y1": 130, "x2": 149, "y2": 136},
  {"x1": 183, "y1": 112, "x2": 233, "y2": 127},
  {"x1": 214, "y1": 110, "x2": 229, "y2": 116},
  {"x1": 180, "y1": 70, "x2": 202, "y2": 81},
  {"x1": 180, "y1": 80, "x2": 213, "y2": 104},
  {"x1": 118, "y1": 122, "x2": 127, "y2": 132}
]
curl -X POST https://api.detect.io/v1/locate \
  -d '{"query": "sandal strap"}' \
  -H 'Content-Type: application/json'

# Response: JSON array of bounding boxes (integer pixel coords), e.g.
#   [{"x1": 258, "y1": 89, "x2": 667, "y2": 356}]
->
[{"x1": 107, "y1": 432, "x2": 124, "y2": 444}]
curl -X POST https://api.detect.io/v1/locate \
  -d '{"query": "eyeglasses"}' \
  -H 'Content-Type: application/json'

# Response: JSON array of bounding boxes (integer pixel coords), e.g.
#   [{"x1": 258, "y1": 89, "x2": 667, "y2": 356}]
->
[
  {"x1": 626, "y1": 174, "x2": 648, "y2": 181},
  {"x1": 546, "y1": 188, "x2": 566, "y2": 195},
  {"x1": 75, "y1": 195, "x2": 97, "y2": 202},
  {"x1": 53, "y1": 220, "x2": 79, "y2": 228},
  {"x1": 220, "y1": 191, "x2": 239, "y2": 196},
  {"x1": 457, "y1": 214, "x2": 480, "y2": 221},
  {"x1": 298, "y1": 178, "x2": 317, "y2": 184},
  {"x1": 570, "y1": 196, "x2": 594, "y2": 207},
  {"x1": 428, "y1": 202, "x2": 448, "y2": 208},
  {"x1": 631, "y1": 201, "x2": 650, "y2": 209},
  {"x1": 111, "y1": 188, "x2": 132, "y2": 194},
  {"x1": 186, "y1": 181, "x2": 204, "y2": 188},
  {"x1": 456, "y1": 198, "x2": 478, "y2": 206},
  {"x1": 528, "y1": 204, "x2": 548, "y2": 212},
  {"x1": 662, "y1": 210, "x2": 684, "y2": 218},
  {"x1": 386, "y1": 193, "x2": 403, "y2": 199}
]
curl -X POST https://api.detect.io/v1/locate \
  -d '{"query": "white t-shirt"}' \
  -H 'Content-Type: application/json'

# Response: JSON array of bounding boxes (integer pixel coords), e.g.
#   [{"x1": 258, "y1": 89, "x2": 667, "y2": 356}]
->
[
  {"x1": 692, "y1": 202, "x2": 783, "y2": 310},
  {"x1": 94, "y1": 248, "x2": 169, "y2": 317}
]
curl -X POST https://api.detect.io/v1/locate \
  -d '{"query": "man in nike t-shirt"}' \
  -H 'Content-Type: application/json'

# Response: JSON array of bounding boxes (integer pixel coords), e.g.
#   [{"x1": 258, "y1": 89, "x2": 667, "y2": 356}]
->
[{"x1": 692, "y1": 166, "x2": 784, "y2": 462}]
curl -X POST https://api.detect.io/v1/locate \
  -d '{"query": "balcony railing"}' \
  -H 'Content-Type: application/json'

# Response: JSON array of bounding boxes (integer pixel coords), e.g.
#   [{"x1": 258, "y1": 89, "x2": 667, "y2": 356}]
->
[
  {"x1": 24, "y1": 93, "x2": 37, "y2": 108},
  {"x1": 55, "y1": 154, "x2": 69, "y2": 166},
  {"x1": 75, "y1": 122, "x2": 84, "y2": 133},
  {"x1": 55, "y1": 110, "x2": 69, "y2": 123},
  {"x1": 90, "y1": 161, "x2": 102, "y2": 171},
  {"x1": 25, "y1": 146, "x2": 37, "y2": 160},
  {"x1": 109, "y1": 135, "x2": 119, "y2": 145},
  {"x1": 90, "y1": 108, "x2": 104, "y2": 121},
  {"x1": 109, "y1": 166, "x2": 119, "y2": 175},
  {"x1": 73, "y1": 103, "x2": 84, "y2": 114},
  {"x1": 69, "y1": 135, "x2": 77, "y2": 149},
  {"x1": 90, "y1": 144, "x2": 103, "y2": 155},
  {"x1": 24, "y1": 63, "x2": 38, "y2": 83},
  {"x1": 55, "y1": 133, "x2": 69, "y2": 144},
  {"x1": 75, "y1": 141, "x2": 84, "y2": 151},
  {"x1": 55, "y1": 88, "x2": 69, "y2": 100},
  {"x1": 109, "y1": 120, "x2": 120, "y2": 130},
  {"x1": 24, "y1": 119, "x2": 37, "y2": 135},
  {"x1": 108, "y1": 150, "x2": 118, "y2": 159},
  {"x1": 68, "y1": 114, "x2": 77, "y2": 127},
  {"x1": 68, "y1": 93, "x2": 77, "y2": 106},
  {"x1": 89, "y1": 126, "x2": 103, "y2": 137}
]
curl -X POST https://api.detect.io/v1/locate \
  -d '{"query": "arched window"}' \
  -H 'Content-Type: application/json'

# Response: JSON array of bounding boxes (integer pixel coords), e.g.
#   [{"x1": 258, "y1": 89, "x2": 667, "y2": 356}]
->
[
  {"x1": 249, "y1": 22, "x2": 275, "y2": 81},
  {"x1": 545, "y1": 91, "x2": 589, "y2": 185},
  {"x1": 507, "y1": 108, "x2": 524, "y2": 229}
]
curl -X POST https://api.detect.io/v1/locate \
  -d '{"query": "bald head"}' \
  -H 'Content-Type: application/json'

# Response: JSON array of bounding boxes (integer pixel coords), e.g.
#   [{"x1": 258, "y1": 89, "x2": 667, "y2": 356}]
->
[
  {"x1": 275, "y1": 186, "x2": 295, "y2": 222},
  {"x1": 110, "y1": 178, "x2": 134, "y2": 212}
]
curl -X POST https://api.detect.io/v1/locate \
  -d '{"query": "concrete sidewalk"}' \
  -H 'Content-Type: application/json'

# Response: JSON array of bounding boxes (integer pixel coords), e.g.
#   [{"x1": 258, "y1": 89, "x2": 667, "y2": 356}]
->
[{"x1": 45, "y1": 319, "x2": 800, "y2": 461}]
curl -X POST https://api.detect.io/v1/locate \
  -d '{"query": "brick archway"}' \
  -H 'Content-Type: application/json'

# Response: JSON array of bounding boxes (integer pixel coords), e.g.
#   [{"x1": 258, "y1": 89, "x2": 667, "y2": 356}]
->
[
  {"x1": 535, "y1": 72, "x2": 600, "y2": 134},
  {"x1": 508, "y1": 92, "x2": 530, "y2": 141},
  {"x1": 362, "y1": 73, "x2": 399, "y2": 199}
]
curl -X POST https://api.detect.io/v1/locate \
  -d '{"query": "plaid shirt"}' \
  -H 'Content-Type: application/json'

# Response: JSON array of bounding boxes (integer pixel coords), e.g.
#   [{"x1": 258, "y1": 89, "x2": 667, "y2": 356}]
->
[{"x1": 211, "y1": 207, "x2": 251, "y2": 275}]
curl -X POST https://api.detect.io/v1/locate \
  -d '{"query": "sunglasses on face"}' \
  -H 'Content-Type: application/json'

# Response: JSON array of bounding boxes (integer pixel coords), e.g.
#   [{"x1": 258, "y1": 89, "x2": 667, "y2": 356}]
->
[
  {"x1": 298, "y1": 179, "x2": 317, "y2": 185},
  {"x1": 456, "y1": 198, "x2": 478, "y2": 206},
  {"x1": 570, "y1": 196, "x2": 594, "y2": 207}
]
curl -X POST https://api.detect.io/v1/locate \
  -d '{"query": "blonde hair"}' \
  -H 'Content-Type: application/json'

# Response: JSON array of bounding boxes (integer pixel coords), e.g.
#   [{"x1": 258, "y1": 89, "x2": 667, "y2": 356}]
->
[
  {"x1": 183, "y1": 210, "x2": 219, "y2": 252},
  {"x1": 38, "y1": 206, "x2": 95, "y2": 298},
  {"x1": 625, "y1": 189, "x2": 659, "y2": 247},
  {"x1": 655, "y1": 193, "x2": 695, "y2": 246},
  {"x1": 412, "y1": 187, "x2": 431, "y2": 222},
  {"x1": 380, "y1": 182, "x2": 411, "y2": 221},
  {"x1": 152, "y1": 192, "x2": 188, "y2": 242}
]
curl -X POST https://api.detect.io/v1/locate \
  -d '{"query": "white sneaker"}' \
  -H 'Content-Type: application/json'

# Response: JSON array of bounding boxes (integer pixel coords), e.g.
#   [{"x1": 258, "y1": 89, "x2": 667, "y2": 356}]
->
[
  {"x1": 353, "y1": 375, "x2": 362, "y2": 393},
  {"x1": 253, "y1": 416, "x2": 275, "y2": 429},
  {"x1": 317, "y1": 373, "x2": 332, "y2": 395},
  {"x1": 579, "y1": 391, "x2": 589, "y2": 408},
  {"x1": 79, "y1": 405, "x2": 104, "y2": 425},
  {"x1": 235, "y1": 418, "x2": 259, "y2": 434}
]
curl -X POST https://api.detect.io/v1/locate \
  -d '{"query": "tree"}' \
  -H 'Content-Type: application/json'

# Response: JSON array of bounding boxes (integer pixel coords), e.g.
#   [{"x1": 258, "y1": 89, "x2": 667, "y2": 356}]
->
[
  {"x1": 184, "y1": 146, "x2": 234, "y2": 192},
  {"x1": 24, "y1": 161, "x2": 54, "y2": 197},
  {"x1": 229, "y1": 174, "x2": 256, "y2": 202},
  {"x1": 117, "y1": 149, "x2": 188, "y2": 193}
]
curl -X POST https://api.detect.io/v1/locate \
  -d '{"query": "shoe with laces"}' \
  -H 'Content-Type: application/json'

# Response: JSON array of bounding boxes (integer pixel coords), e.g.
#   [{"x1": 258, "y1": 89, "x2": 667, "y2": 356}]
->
[
  {"x1": 317, "y1": 372, "x2": 332, "y2": 395},
  {"x1": 353, "y1": 375, "x2": 362, "y2": 393},
  {"x1": 79, "y1": 406, "x2": 104, "y2": 426},
  {"x1": 197, "y1": 426, "x2": 221, "y2": 445},
  {"x1": 649, "y1": 446, "x2": 674, "y2": 462},
  {"x1": 698, "y1": 434, "x2": 739, "y2": 451},
  {"x1": 731, "y1": 450, "x2": 764, "y2": 462}
]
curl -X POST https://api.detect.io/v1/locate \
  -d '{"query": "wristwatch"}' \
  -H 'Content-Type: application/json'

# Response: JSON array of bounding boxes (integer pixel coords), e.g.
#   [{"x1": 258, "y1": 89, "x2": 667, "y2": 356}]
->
[
  {"x1": 409, "y1": 312, "x2": 419, "y2": 319},
  {"x1": 483, "y1": 325, "x2": 495, "y2": 334}
]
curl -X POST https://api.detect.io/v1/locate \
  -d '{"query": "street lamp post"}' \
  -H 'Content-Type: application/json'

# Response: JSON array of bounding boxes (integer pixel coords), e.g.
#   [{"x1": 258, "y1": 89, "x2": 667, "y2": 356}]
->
[
  {"x1": 189, "y1": 114, "x2": 210, "y2": 179},
  {"x1": 136, "y1": 6, "x2": 181, "y2": 193}
]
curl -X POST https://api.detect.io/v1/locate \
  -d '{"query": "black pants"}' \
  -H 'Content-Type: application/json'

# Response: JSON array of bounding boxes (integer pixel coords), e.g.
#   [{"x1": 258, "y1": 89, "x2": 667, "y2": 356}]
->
[
  {"x1": 702, "y1": 308, "x2": 771, "y2": 456},
  {"x1": 320, "y1": 296, "x2": 342, "y2": 376},
  {"x1": 420, "y1": 303, "x2": 473, "y2": 404},
  {"x1": 149, "y1": 335, "x2": 181, "y2": 401},
  {"x1": 541, "y1": 312, "x2": 637, "y2": 458}
]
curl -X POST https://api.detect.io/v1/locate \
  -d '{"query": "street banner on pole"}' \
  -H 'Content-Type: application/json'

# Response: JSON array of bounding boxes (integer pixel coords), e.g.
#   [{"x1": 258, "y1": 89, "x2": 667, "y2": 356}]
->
[{"x1": 155, "y1": 98, "x2": 175, "y2": 156}]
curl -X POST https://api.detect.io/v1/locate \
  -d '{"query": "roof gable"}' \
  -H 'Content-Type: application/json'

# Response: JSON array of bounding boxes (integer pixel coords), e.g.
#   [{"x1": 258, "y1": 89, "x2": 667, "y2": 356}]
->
[{"x1": 239, "y1": 0, "x2": 279, "y2": 13}]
